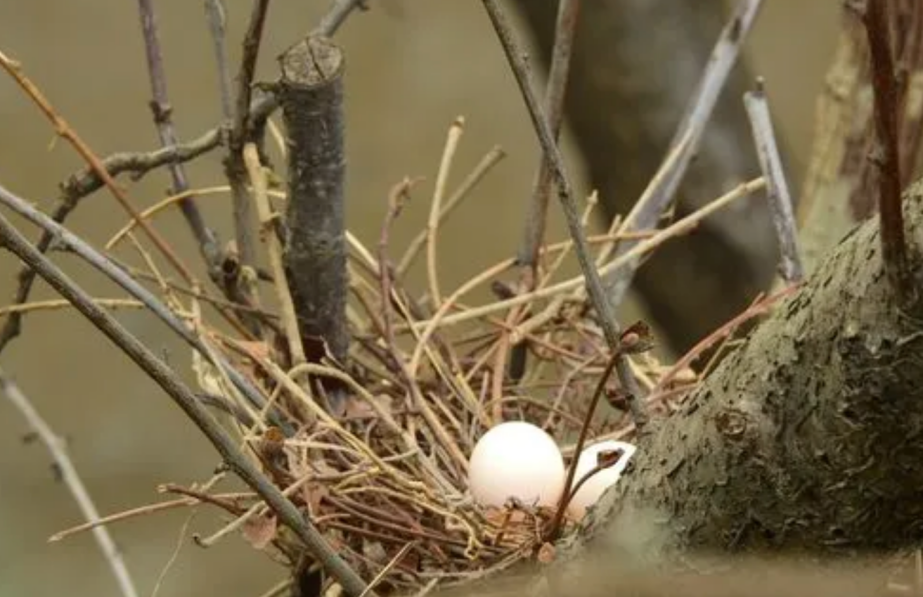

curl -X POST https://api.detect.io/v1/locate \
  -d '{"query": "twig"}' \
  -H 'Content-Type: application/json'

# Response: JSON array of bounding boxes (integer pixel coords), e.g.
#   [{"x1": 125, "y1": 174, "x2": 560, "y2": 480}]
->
[
  {"x1": 151, "y1": 512, "x2": 195, "y2": 597},
  {"x1": 545, "y1": 354, "x2": 619, "y2": 541},
  {"x1": 0, "y1": 48, "x2": 194, "y2": 284},
  {"x1": 649, "y1": 284, "x2": 799, "y2": 396},
  {"x1": 0, "y1": 368, "x2": 139, "y2": 597},
  {"x1": 0, "y1": 183, "x2": 286, "y2": 431},
  {"x1": 277, "y1": 36, "x2": 350, "y2": 380},
  {"x1": 602, "y1": 0, "x2": 764, "y2": 310},
  {"x1": 861, "y1": 0, "x2": 912, "y2": 302},
  {"x1": 427, "y1": 117, "x2": 465, "y2": 308},
  {"x1": 0, "y1": 211, "x2": 370, "y2": 597},
  {"x1": 481, "y1": 0, "x2": 646, "y2": 427},
  {"x1": 204, "y1": 0, "x2": 234, "y2": 121},
  {"x1": 136, "y1": 0, "x2": 220, "y2": 267},
  {"x1": 397, "y1": 145, "x2": 506, "y2": 276},
  {"x1": 518, "y1": 0, "x2": 580, "y2": 273},
  {"x1": 314, "y1": 0, "x2": 369, "y2": 37},
  {"x1": 51, "y1": 497, "x2": 199, "y2": 542},
  {"x1": 60, "y1": 129, "x2": 223, "y2": 201},
  {"x1": 243, "y1": 143, "x2": 306, "y2": 365},
  {"x1": 0, "y1": 298, "x2": 143, "y2": 318},
  {"x1": 406, "y1": 178, "x2": 763, "y2": 332},
  {"x1": 743, "y1": 79, "x2": 803, "y2": 283}
]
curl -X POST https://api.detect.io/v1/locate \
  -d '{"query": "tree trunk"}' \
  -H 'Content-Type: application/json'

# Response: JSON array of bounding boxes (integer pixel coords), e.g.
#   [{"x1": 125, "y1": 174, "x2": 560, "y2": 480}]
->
[
  {"x1": 577, "y1": 181, "x2": 923, "y2": 565},
  {"x1": 515, "y1": 0, "x2": 780, "y2": 354}
]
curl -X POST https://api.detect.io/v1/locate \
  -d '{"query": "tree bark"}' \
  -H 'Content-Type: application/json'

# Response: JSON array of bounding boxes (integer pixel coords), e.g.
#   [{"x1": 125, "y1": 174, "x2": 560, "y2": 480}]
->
[
  {"x1": 576, "y1": 181, "x2": 923, "y2": 565},
  {"x1": 515, "y1": 0, "x2": 780, "y2": 354}
]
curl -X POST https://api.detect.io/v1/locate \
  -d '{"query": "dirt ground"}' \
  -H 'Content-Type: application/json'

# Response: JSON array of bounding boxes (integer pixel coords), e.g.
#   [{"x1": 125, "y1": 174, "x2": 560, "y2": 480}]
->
[{"x1": 0, "y1": 2, "x2": 836, "y2": 595}]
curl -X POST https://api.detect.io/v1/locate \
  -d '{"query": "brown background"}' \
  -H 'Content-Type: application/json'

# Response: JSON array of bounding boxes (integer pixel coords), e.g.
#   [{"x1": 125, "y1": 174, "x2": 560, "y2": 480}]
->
[{"x1": 0, "y1": 2, "x2": 836, "y2": 595}]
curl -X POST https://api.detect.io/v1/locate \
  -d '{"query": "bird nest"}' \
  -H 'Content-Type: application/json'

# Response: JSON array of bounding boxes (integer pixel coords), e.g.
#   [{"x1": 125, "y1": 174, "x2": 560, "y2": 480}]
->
[{"x1": 173, "y1": 177, "x2": 702, "y2": 596}]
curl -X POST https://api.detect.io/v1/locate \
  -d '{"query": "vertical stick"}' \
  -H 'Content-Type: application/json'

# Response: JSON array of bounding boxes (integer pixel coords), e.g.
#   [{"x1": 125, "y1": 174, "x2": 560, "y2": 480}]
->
[
  {"x1": 277, "y1": 36, "x2": 349, "y2": 412},
  {"x1": 862, "y1": 0, "x2": 912, "y2": 302}
]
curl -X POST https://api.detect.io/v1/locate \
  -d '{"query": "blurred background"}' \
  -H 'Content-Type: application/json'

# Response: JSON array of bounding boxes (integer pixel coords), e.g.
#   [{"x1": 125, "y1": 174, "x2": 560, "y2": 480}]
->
[{"x1": 0, "y1": 1, "x2": 836, "y2": 596}]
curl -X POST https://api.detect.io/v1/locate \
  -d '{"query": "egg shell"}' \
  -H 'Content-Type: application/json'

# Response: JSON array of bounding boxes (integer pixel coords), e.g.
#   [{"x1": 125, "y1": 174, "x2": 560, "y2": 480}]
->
[
  {"x1": 567, "y1": 440, "x2": 636, "y2": 520},
  {"x1": 467, "y1": 421, "x2": 565, "y2": 508}
]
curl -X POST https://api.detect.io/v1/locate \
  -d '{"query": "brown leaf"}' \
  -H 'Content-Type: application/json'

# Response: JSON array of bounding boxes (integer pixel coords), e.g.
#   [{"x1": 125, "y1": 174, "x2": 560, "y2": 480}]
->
[
  {"x1": 242, "y1": 514, "x2": 278, "y2": 550},
  {"x1": 537, "y1": 542, "x2": 556, "y2": 564}
]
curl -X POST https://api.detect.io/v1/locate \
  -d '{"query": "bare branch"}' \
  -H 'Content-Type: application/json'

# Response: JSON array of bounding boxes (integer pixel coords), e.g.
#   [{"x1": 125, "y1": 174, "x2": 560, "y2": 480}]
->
[
  {"x1": 518, "y1": 0, "x2": 580, "y2": 272},
  {"x1": 136, "y1": 0, "x2": 220, "y2": 267},
  {"x1": 60, "y1": 129, "x2": 223, "y2": 200},
  {"x1": 861, "y1": 0, "x2": 912, "y2": 303},
  {"x1": 0, "y1": 183, "x2": 288, "y2": 432},
  {"x1": 480, "y1": 0, "x2": 646, "y2": 427},
  {"x1": 0, "y1": 210, "x2": 370, "y2": 597},
  {"x1": 224, "y1": 0, "x2": 273, "y2": 315},
  {"x1": 0, "y1": 368, "x2": 139, "y2": 597},
  {"x1": 744, "y1": 79, "x2": 803, "y2": 283},
  {"x1": 277, "y1": 36, "x2": 349, "y2": 414},
  {"x1": 0, "y1": 48, "x2": 195, "y2": 284},
  {"x1": 314, "y1": 0, "x2": 370, "y2": 37},
  {"x1": 602, "y1": 0, "x2": 764, "y2": 310}
]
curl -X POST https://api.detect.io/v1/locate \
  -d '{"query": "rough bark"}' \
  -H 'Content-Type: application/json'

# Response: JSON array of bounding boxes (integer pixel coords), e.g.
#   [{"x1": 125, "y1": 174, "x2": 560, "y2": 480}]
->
[
  {"x1": 277, "y1": 37, "x2": 349, "y2": 370},
  {"x1": 515, "y1": 0, "x2": 779, "y2": 354},
  {"x1": 574, "y1": 180, "x2": 923, "y2": 566}
]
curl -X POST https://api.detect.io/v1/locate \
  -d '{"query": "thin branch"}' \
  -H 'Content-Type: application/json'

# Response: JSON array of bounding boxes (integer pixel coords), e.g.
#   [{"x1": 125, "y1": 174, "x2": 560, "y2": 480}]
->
[
  {"x1": 243, "y1": 143, "x2": 306, "y2": 365},
  {"x1": 397, "y1": 145, "x2": 506, "y2": 276},
  {"x1": 0, "y1": 48, "x2": 195, "y2": 284},
  {"x1": 60, "y1": 129, "x2": 223, "y2": 201},
  {"x1": 427, "y1": 117, "x2": 465, "y2": 308},
  {"x1": 862, "y1": 0, "x2": 912, "y2": 302},
  {"x1": 602, "y1": 0, "x2": 764, "y2": 310},
  {"x1": 0, "y1": 183, "x2": 288, "y2": 432},
  {"x1": 518, "y1": 0, "x2": 580, "y2": 272},
  {"x1": 204, "y1": 0, "x2": 235, "y2": 121},
  {"x1": 481, "y1": 0, "x2": 646, "y2": 426},
  {"x1": 0, "y1": 211, "x2": 371, "y2": 597},
  {"x1": 223, "y1": 0, "x2": 273, "y2": 326},
  {"x1": 0, "y1": 368, "x2": 139, "y2": 597},
  {"x1": 743, "y1": 79, "x2": 803, "y2": 283},
  {"x1": 136, "y1": 0, "x2": 220, "y2": 267},
  {"x1": 314, "y1": 0, "x2": 370, "y2": 37}
]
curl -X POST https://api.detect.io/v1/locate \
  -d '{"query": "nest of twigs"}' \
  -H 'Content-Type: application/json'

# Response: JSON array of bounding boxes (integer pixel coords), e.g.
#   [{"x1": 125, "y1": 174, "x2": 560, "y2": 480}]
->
[{"x1": 164, "y1": 174, "x2": 704, "y2": 595}]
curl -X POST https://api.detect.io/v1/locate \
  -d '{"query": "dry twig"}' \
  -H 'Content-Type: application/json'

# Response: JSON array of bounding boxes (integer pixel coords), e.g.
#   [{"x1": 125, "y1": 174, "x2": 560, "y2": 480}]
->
[{"x1": 0, "y1": 368, "x2": 139, "y2": 597}]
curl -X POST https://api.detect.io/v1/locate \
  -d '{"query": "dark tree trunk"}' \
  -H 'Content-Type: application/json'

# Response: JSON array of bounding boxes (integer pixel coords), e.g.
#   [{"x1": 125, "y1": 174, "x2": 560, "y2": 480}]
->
[{"x1": 515, "y1": 0, "x2": 782, "y2": 354}]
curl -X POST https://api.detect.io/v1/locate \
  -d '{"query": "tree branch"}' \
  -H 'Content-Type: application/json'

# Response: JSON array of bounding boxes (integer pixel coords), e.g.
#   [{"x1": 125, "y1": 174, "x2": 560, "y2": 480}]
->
[
  {"x1": 136, "y1": 0, "x2": 220, "y2": 267},
  {"x1": 0, "y1": 209, "x2": 370, "y2": 597},
  {"x1": 481, "y1": 0, "x2": 646, "y2": 427},
  {"x1": 0, "y1": 368, "x2": 140, "y2": 597},
  {"x1": 276, "y1": 35, "x2": 349, "y2": 416},
  {"x1": 0, "y1": 183, "x2": 289, "y2": 432},
  {"x1": 861, "y1": 0, "x2": 912, "y2": 303}
]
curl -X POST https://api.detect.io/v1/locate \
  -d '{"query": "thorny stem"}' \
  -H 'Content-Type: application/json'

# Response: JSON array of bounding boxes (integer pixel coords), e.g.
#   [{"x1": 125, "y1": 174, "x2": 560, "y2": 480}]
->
[
  {"x1": 481, "y1": 0, "x2": 646, "y2": 427},
  {"x1": 136, "y1": 0, "x2": 220, "y2": 267},
  {"x1": 861, "y1": 0, "x2": 913, "y2": 303},
  {"x1": 0, "y1": 211, "x2": 371, "y2": 597}
]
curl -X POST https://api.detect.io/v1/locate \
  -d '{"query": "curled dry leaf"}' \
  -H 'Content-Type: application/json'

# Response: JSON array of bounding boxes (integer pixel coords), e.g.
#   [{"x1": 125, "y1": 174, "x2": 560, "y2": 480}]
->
[{"x1": 242, "y1": 513, "x2": 278, "y2": 550}]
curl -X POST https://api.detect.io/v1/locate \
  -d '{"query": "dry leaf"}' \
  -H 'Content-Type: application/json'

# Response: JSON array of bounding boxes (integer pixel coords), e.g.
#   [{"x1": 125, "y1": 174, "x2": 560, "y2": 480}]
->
[{"x1": 242, "y1": 514, "x2": 278, "y2": 550}]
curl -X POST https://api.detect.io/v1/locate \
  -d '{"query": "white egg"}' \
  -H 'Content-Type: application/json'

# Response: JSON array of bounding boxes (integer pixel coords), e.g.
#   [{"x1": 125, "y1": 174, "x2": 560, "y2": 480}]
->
[
  {"x1": 467, "y1": 421, "x2": 565, "y2": 509},
  {"x1": 567, "y1": 440, "x2": 636, "y2": 520}
]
